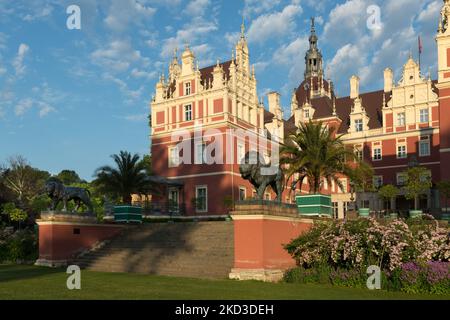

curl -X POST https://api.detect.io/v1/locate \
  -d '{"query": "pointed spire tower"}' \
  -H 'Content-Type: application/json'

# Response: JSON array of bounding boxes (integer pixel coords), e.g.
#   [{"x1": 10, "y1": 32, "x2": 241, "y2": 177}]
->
[
  {"x1": 304, "y1": 17, "x2": 324, "y2": 80},
  {"x1": 236, "y1": 18, "x2": 250, "y2": 74}
]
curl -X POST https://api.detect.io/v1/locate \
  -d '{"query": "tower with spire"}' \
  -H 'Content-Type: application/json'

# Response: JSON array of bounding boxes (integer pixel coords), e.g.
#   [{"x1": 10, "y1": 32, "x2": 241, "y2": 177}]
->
[{"x1": 304, "y1": 17, "x2": 323, "y2": 80}]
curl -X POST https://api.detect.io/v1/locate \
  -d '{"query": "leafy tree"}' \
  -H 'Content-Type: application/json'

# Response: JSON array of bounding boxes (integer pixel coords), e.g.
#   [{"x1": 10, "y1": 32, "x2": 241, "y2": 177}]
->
[
  {"x1": 348, "y1": 161, "x2": 374, "y2": 193},
  {"x1": 56, "y1": 170, "x2": 82, "y2": 185},
  {"x1": 403, "y1": 166, "x2": 432, "y2": 210},
  {"x1": 140, "y1": 155, "x2": 153, "y2": 175},
  {"x1": 437, "y1": 181, "x2": 450, "y2": 212},
  {"x1": 281, "y1": 121, "x2": 356, "y2": 194},
  {"x1": 1, "y1": 202, "x2": 27, "y2": 229},
  {"x1": 0, "y1": 155, "x2": 50, "y2": 204},
  {"x1": 93, "y1": 151, "x2": 151, "y2": 204},
  {"x1": 378, "y1": 184, "x2": 400, "y2": 213}
]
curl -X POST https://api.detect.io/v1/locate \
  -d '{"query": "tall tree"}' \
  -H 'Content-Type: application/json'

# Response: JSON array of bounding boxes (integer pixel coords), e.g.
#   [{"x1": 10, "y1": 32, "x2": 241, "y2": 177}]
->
[
  {"x1": 281, "y1": 121, "x2": 356, "y2": 194},
  {"x1": 56, "y1": 170, "x2": 82, "y2": 185},
  {"x1": 403, "y1": 166, "x2": 432, "y2": 210},
  {"x1": 93, "y1": 151, "x2": 150, "y2": 204},
  {"x1": 0, "y1": 155, "x2": 50, "y2": 204}
]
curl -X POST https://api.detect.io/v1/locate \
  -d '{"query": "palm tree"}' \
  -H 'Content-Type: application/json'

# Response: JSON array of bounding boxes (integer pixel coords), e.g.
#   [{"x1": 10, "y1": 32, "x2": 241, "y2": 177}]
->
[
  {"x1": 93, "y1": 151, "x2": 150, "y2": 204},
  {"x1": 281, "y1": 121, "x2": 356, "y2": 194}
]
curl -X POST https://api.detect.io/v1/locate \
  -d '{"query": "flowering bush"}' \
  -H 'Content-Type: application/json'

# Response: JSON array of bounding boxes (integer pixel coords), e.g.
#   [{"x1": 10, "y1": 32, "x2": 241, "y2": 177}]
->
[
  {"x1": 285, "y1": 217, "x2": 450, "y2": 271},
  {"x1": 284, "y1": 217, "x2": 450, "y2": 294}
]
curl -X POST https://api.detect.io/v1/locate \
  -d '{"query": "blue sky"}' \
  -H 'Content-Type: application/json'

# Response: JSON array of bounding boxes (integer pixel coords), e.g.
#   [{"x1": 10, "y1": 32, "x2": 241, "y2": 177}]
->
[{"x1": 0, "y1": 0, "x2": 442, "y2": 180}]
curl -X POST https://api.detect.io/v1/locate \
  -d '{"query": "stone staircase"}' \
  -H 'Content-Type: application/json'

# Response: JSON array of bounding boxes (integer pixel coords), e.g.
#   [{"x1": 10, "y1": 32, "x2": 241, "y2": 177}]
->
[{"x1": 70, "y1": 221, "x2": 234, "y2": 279}]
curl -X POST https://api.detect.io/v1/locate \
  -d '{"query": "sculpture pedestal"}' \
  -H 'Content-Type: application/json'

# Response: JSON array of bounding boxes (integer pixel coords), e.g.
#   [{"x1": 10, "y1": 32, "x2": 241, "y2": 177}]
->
[
  {"x1": 35, "y1": 211, "x2": 124, "y2": 267},
  {"x1": 229, "y1": 204, "x2": 314, "y2": 282}
]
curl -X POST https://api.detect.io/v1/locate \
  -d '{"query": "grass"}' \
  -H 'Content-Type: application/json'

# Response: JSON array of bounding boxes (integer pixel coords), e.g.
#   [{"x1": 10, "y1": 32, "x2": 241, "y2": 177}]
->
[{"x1": 0, "y1": 265, "x2": 449, "y2": 300}]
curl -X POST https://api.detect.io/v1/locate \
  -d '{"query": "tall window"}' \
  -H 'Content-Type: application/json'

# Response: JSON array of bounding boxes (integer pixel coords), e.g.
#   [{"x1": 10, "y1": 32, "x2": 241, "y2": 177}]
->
[
  {"x1": 304, "y1": 109, "x2": 310, "y2": 119},
  {"x1": 168, "y1": 146, "x2": 180, "y2": 167},
  {"x1": 195, "y1": 186, "x2": 207, "y2": 212},
  {"x1": 397, "y1": 173, "x2": 407, "y2": 186},
  {"x1": 420, "y1": 109, "x2": 429, "y2": 123},
  {"x1": 355, "y1": 149, "x2": 363, "y2": 162},
  {"x1": 373, "y1": 176, "x2": 383, "y2": 188},
  {"x1": 239, "y1": 187, "x2": 246, "y2": 201},
  {"x1": 419, "y1": 136, "x2": 430, "y2": 157},
  {"x1": 237, "y1": 143, "x2": 245, "y2": 164},
  {"x1": 185, "y1": 104, "x2": 192, "y2": 121},
  {"x1": 195, "y1": 143, "x2": 206, "y2": 164},
  {"x1": 373, "y1": 147, "x2": 382, "y2": 161},
  {"x1": 397, "y1": 112, "x2": 406, "y2": 126},
  {"x1": 185, "y1": 82, "x2": 191, "y2": 95},
  {"x1": 355, "y1": 119, "x2": 363, "y2": 132},
  {"x1": 397, "y1": 145, "x2": 407, "y2": 158}
]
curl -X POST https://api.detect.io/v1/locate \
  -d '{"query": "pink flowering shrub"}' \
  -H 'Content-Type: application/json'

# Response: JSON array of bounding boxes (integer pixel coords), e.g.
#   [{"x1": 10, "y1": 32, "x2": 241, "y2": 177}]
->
[{"x1": 285, "y1": 217, "x2": 450, "y2": 271}]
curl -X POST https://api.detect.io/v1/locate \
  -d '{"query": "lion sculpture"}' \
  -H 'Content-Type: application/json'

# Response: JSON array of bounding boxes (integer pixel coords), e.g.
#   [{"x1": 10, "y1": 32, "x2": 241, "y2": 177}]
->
[
  {"x1": 45, "y1": 177, "x2": 94, "y2": 214},
  {"x1": 239, "y1": 151, "x2": 284, "y2": 201}
]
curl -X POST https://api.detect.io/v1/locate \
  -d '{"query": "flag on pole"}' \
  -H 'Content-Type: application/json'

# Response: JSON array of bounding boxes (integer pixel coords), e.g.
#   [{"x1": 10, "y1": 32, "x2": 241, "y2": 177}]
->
[{"x1": 418, "y1": 36, "x2": 423, "y2": 55}]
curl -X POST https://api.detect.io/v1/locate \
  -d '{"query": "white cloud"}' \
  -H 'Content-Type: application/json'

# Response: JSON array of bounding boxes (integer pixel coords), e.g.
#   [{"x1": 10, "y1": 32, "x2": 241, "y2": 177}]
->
[
  {"x1": 12, "y1": 43, "x2": 30, "y2": 76},
  {"x1": 131, "y1": 68, "x2": 157, "y2": 80},
  {"x1": 185, "y1": 0, "x2": 210, "y2": 17},
  {"x1": 243, "y1": 0, "x2": 281, "y2": 17},
  {"x1": 122, "y1": 113, "x2": 148, "y2": 122},
  {"x1": 273, "y1": 37, "x2": 309, "y2": 66},
  {"x1": 247, "y1": 4, "x2": 303, "y2": 44},
  {"x1": 15, "y1": 98, "x2": 33, "y2": 116},
  {"x1": 22, "y1": 5, "x2": 53, "y2": 21},
  {"x1": 91, "y1": 40, "x2": 149, "y2": 73},
  {"x1": 417, "y1": 1, "x2": 441, "y2": 22},
  {"x1": 160, "y1": 19, "x2": 218, "y2": 58},
  {"x1": 104, "y1": 0, "x2": 156, "y2": 32}
]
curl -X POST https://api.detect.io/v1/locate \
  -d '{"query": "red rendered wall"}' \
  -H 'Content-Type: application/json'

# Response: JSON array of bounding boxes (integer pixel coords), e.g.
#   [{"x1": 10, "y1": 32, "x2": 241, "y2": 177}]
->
[
  {"x1": 233, "y1": 218, "x2": 312, "y2": 270},
  {"x1": 38, "y1": 223, "x2": 123, "y2": 261}
]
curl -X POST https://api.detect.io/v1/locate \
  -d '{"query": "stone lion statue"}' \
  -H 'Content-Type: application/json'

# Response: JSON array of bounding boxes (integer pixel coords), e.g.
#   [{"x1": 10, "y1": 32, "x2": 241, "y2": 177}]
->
[
  {"x1": 45, "y1": 177, "x2": 94, "y2": 214},
  {"x1": 239, "y1": 151, "x2": 284, "y2": 201}
]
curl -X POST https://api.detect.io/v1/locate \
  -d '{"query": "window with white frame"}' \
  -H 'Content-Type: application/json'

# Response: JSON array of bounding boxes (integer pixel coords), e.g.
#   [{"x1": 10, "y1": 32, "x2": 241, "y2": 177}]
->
[
  {"x1": 419, "y1": 136, "x2": 430, "y2": 157},
  {"x1": 397, "y1": 173, "x2": 407, "y2": 186},
  {"x1": 420, "y1": 171, "x2": 432, "y2": 183},
  {"x1": 195, "y1": 143, "x2": 206, "y2": 164},
  {"x1": 354, "y1": 146, "x2": 363, "y2": 162},
  {"x1": 239, "y1": 187, "x2": 246, "y2": 201},
  {"x1": 184, "y1": 104, "x2": 192, "y2": 121},
  {"x1": 264, "y1": 193, "x2": 271, "y2": 200},
  {"x1": 397, "y1": 145, "x2": 407, "y2": 158},
  {"x1": 185, "y1": 82, "x2": 191, "y2": 96},
  {"x1": 195, "y1": 186, "x2": 207, "y2": 212},
  {"x1": 355, "y1": 119, "x2": 363, "y2": 132},
  {"x1": 338, "y1": 178, "x2": 348, "y2": 193},
  {"x1": 373, "y1": 147, "x2": 382, "y2": 161},
  {"x1": 237, "y1": 143, "x2": 245, "y2": 164},
  {"x1": 304, "y1": 109, "x2": 310, "y2": 119},
  {"x1": 373, "y1": 176, "x2": 383, "y2": 188},
  {"x1": 420, "y1": 109, "x2": 429, "y2": 123},
  {"x1": 168, "y1": 146, "x2": 180, "y2": 167},
  {"x1": 332, "y1": 202, "x2": 338, "y2": 219},
  {"x1": 397, "y1": 112, "x2": 406, "y2": 126}
]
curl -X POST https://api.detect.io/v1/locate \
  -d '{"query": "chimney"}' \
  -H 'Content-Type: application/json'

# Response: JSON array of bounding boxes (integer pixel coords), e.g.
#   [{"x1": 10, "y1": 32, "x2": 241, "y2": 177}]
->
[
  {"x1": 384, "y1": 68, "x2": 394, "y2": 92},
  {"x1": 350, "y1": 75, "x2": 359, "y2": 99},
  {"x1": 268, "y1": 92, "x2": 281, "y2": 116}
]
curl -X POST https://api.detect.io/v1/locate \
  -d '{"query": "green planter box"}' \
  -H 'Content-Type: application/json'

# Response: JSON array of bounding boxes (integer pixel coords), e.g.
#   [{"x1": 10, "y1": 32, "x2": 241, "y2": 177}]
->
[
  {"x1": 441, "y1": 213, "x2": 450, "y2": 221},
  {"x1": 296, "y1": 194, "x2": 332, "y2": 217},
  {"x1": 358, "y1": 208, "x2": 370, "y2": 217},
  {"x1": 114, "y1": 206, "x2": 143, "y2": 223},
  {"x1": 409, "y1": 210, "x2": 423, "y2": 219},
  {"x1": 390, "y1": 213, "x2": 398, "y2": 219}
]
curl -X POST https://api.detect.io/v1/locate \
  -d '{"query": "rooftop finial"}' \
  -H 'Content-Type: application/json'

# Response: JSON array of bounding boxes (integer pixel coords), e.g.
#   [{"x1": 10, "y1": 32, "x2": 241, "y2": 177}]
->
[
  {"x1": 311, "y1": 17, "x2": 315, "y2": 33},
  {"x1": 241, "y1": 15, "x2": 246, "y2": 39}
]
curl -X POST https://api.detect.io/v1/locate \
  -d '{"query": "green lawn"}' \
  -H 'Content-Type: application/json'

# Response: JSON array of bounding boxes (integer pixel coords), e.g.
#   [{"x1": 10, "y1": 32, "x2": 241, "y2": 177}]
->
[{"x1": 0, "y1": 265, "x2": 448, "y2": 300}]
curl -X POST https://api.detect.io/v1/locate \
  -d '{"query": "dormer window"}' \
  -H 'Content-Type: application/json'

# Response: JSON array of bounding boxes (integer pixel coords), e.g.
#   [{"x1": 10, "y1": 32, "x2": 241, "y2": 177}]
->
[
  {"x1": 304, "y1": 109, "x2": 310, "y2": 119},
  {"x1": 397, "y1": 112, "x2": 406, "y2": 126},
  {"x1": 185, "y1": 82, "x2": 191, "y2": 95},
  {"x1": 355, "y1": 119, "x2": 363, "y2": 132}
]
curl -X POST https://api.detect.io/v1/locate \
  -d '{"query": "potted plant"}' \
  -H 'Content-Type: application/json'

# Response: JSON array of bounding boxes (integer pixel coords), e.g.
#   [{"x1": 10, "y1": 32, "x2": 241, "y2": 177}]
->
[
  {"x1": 378, "y1": 184, "x2": 400, "y2": 218},
  {"x1": 281, "y1": 121, "x2": 356, "y2": 217},
  {"x1": 403, "y1": 166, "x2": 432, "y2": 219},
  {"x1": 349, "y1": 161, "x2": 374, "y2": 218}
]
